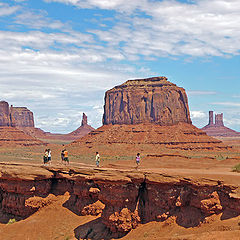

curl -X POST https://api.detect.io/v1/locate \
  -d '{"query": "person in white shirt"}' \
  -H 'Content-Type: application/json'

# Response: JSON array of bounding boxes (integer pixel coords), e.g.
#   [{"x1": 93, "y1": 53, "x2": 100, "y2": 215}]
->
[{"x1": 95, "y1": 152, "x2": 100, "y2": 167}]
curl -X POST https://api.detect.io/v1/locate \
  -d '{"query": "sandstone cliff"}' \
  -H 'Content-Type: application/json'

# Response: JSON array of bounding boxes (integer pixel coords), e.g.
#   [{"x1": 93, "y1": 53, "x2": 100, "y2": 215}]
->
[
  {"x1": 10, "y1": 106, "x2": 34, "y2": 128},
  {"x1": 0, "y1": 164, "x2": 239, "y2": 238},
  {"x1": 0, "y1": 101, "x2": 10, "y2": 127},
  {"x1": 103, "y1": 76, "x2": 192, "y2": 125},
  {"x1": 0, "y1": 101, "x2": 34, "y2": 128},
  {"x1": 202, "y1": 111, "x2": 240, "y2": 137}
]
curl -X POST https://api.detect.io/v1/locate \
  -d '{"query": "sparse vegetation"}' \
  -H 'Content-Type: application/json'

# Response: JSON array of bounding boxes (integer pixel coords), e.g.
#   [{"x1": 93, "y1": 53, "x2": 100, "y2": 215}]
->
[
  {"x1": 7, "y1": 218, "x2": 16, "y2": 225},
  {"x1": 215, "y1": 154, "x2": 227, "y2": 161},
  {"x1": 232, "y1": 164, "x2": 240, "y2": 173}
]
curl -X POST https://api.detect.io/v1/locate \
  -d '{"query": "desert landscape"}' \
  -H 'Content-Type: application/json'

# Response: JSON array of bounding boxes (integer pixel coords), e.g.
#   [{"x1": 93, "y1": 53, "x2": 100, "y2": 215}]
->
[{"x1": 0, "y1": 77, "x2": 239, "y2": 240}]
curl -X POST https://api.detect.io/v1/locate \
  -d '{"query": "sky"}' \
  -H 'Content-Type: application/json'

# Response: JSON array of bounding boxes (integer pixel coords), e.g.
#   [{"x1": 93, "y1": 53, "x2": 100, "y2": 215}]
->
[{"x1": 0, "y1": 0, "x2": 240, "y2": 133}]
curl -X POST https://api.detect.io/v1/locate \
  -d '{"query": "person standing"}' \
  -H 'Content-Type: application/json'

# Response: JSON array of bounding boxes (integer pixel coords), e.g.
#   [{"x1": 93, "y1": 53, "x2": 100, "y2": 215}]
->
[
  {"x1": 48, "y1": 149, "x2": 52, "y2": 164},
  {"x1": 136, "y1": 153, "x2": 140, "y2": 169},
  {"x1": 63, "y1": 149, "x2": 69, "y2": 165},
  {"x1": 43, "y1": 149, "x2": 48, "y2": 165},
  {"x1": 61, "y1": 149, "x2": 64, "y2": 164},
  {"x1": 95, "y1": 152, "x2": 100, "y2": 167}
]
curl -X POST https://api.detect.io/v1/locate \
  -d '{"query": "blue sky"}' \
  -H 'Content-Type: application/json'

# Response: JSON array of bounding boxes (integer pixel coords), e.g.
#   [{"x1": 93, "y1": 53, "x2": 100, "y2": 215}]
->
[{"x1": 0, "y1": 0, "x2": 240, "y2": 133}]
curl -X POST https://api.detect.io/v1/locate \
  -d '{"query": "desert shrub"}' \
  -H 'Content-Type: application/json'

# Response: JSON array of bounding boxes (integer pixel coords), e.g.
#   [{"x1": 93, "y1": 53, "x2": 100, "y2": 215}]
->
[
  {"x1": 215, "y1": 154, "x2": 226, "y2": 161},
  {"x1": 7, "y1": 218, "x2": 16, "y2": 224},
  {"x1": 232, "y1": 164, "x2": 240, "y2": 173}
]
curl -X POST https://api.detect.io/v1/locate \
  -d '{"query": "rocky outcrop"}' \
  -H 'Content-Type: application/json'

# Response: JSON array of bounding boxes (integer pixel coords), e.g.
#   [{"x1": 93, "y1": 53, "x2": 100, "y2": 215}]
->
[
  {"x1": 0, "y1": 101, "x2": 34, "y2": 128},
  {"x1": 0, "y1": 101, "x2": 10, "y2": 127},
  {"x1": 67, "y1": 112, "x2": 94, "y2": 138},
  {"x1": 202, "y1": 111, "x2": 240, "y2": 137},
  {"x1": 103, "y1": 76, "x2": 192, "y2": 125},
  {"x1": 0, "y1": 164, "x2": 239, "y2": 236},
  {"x1": 0, "y1": 127, "x2": 44, "y2": 146},
  {"x1": 10, "y1": 106, "x2": 34, "y2": 127}
]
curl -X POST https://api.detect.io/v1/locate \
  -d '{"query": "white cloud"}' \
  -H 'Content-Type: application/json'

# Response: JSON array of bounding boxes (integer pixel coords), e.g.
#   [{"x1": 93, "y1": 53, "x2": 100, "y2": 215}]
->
[
  {"x1": 188, "y1": 90, "x2": 217, "y2": 96},
  {"x1": 213, "y1": 102, "x2": 240, "y2": 107},
  {"x1": 0, "y1": 3, "x2": 20, "y2": 16},
  {"x1": 190, "y1": 111, "x2": 207, "y2": 119},
  {"x1": 44, "y1": 0, "x2": 240, "y2": 58}
]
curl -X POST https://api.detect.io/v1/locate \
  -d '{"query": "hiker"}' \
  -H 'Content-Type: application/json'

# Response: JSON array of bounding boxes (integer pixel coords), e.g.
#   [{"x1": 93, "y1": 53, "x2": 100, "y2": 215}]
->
[
  {"x1": 63, "y1": 149, "x2": 69, "y2": 165},
  {"x1": 95, "y1": 152, "x2": 100, "y2": 167},
  {"x1": 136, "y1": 153, "x2": 140, "y2": 169},
  {"x1": 61, "y1": 149, "x2": 64, "y2": 164},
  {"x1": 48, "y1": 149, "x2": 52, "y2": 164},
  {"x1": 43, "y1": 149, "x2": 48, "y2": 165}
]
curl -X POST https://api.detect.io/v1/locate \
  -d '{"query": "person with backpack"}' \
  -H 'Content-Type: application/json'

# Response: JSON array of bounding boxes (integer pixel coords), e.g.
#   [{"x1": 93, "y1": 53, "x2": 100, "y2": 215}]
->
[
  {"x1": 63, "y1": 149, "x2": 69, "y2": 165},
  {"x1": 61, "y1": 149, "x2": 64, "y2": 164}
]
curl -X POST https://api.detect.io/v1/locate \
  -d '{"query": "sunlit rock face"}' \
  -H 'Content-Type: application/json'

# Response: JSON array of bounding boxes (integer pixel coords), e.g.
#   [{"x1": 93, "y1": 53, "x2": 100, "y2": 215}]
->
[{"x1": 103, "y1": 76, "x2": 192, "y2": 126}]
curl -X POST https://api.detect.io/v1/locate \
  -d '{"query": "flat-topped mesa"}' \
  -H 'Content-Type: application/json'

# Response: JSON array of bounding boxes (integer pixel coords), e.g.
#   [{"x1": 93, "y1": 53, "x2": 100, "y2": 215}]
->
[
  {"x1": 103, "y1": 76, "x2": 192, "y2": 125},
  {"x1": 0, "y1": 101, "x2": 10, "y2": 126},
  {"x1": 10, "y1": 106, "x2": 34, "y2": 127}
]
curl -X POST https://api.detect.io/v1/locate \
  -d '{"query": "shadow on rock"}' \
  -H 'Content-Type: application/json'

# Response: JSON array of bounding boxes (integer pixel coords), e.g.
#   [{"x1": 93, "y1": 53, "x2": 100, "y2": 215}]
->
[
  {"x1": 175, "y1": 206, "x2": 205, "y2": 228},
  {"x1": 0, "y1": 211, "x2": 23, "y2": 224},
  {"x1": 74, "y1": 217, "x2": 127, "y2": 240},
  {"x1": 221, "y1": 209, "x2": 240, "y2": 220}
]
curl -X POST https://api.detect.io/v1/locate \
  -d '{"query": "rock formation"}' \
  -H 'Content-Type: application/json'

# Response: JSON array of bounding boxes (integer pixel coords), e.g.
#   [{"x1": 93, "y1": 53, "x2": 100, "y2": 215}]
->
[
  {"x1": 0, "y1": 127, "x2": 43, "y2": 146},
  {"x1": 0, "y1": 101, "x2": 34, "y2": 128},
  {"x1": 0, "y1": 164, "x2": 239, "y2": 238},
  {"x1": 70, "y1": 77, "x2": 228, "y2": 154},
  {"x1": 22, "y1": 112, "x2": 95, "y2": 143},
  {"x1": 10, "y1": 106, "x2": 34, "y2": 127},
  {"x1": 202, "y1": 111, "x2": 240, "y2": 137},
  {"x1": 0, "y1": 101, "x2": 10, "y2": 126},
  {"x1": 67, "y1": 112, "x2": 94, "y2": 138},
  {"x1": 103, "y1": 76, "x2": 192, "y2": 125}
]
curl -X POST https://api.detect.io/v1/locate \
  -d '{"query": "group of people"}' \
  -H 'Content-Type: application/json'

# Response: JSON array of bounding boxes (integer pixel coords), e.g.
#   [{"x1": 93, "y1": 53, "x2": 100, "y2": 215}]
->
[
  {"x1": 43, "y1": 148, "x2": 68, "y2": 165},
  {"x1": 43, "y1": 149, "x2": 141, "y2": 168}
]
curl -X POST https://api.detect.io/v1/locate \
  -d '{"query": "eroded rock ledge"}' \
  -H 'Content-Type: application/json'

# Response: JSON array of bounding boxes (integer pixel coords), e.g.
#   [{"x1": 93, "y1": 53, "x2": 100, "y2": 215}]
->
[{"x1": 0, "y1": 164, "x2": 239, "y2": 235}]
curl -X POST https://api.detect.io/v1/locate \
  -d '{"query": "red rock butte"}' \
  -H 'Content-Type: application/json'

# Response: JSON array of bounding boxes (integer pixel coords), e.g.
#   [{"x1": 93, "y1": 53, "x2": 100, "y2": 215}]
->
[
  {"x1": 0, "y1": 101, "x2": 34, "y2": 128},
  {"x1": 69, "y1": 77, "x2": 228, "y2": 153},
  {"x1": 0, "y1": 101, "x2": 43, "y2": 146},
  {"x1": 103, "y1": 76, "x2": 192, "y2": 126},
  {"x1": 202, "y1": 111, "x2": 240, "y2": 137}
]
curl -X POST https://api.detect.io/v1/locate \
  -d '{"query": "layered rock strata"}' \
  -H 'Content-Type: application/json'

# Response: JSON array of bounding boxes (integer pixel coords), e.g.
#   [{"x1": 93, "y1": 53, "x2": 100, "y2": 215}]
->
[
  {"x1": 103, "y1": 76, "x2": 192, "y2": 125},
  {"x1": 0, "y1": 164, "x2": 239, "y2": 236},
  {"x1": 0, "y1": 127, "x2": 43, "y2": 146}
]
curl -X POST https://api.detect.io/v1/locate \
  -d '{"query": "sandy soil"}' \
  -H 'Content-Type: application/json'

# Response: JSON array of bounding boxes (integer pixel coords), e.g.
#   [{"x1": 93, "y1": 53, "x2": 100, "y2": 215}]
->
[{"x1": 0, "y1": 137, "x2": 239, "y2": 239}]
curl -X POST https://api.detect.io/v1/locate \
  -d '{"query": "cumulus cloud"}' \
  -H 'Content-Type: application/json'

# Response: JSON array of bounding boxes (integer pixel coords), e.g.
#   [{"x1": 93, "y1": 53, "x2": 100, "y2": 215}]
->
[
  {"x1": 44, "y1": 0, "x2": 240, "y2": 58},
  {"x1": 190, "y1": 111, "x2": 207, "y2": 119},
  {"x1": 0, "y1": 3, "x2": 20, "y2": 16}
]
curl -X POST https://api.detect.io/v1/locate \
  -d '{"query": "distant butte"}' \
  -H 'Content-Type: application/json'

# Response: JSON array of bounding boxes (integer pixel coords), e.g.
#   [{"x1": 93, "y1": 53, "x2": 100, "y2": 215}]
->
[
  {"x1": 69, "y1": 76, "x2": 229, "y2": 154},
  {"x1": 103, "y1": 76, "x2": 192, "y2": 125},
  {"x1": 202, "y1": 111, "x2": 240, "y2": 137}
]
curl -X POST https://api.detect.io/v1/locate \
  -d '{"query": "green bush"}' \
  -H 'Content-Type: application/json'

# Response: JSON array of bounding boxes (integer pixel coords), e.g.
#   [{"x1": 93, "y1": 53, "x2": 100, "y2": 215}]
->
[
  {"x1": 7, "y1": 218, "x2": 16, "y2": 224},
  {"x1": 232, "y1": 164, "x2": 240, "y2": 173}
]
